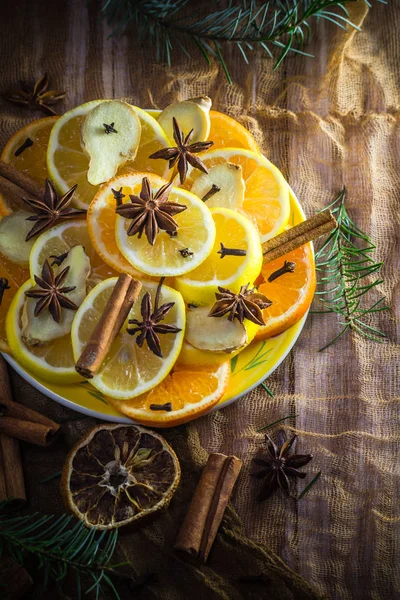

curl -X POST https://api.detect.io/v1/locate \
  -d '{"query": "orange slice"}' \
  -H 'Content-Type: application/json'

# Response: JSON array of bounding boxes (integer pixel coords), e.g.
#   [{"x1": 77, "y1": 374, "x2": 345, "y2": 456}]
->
[
  {"x1": 0, "y1": 116, "x2": 57, "y2": 215},
  {"x1": 87, "y1": 172, "x2": 167, "y2": 277},
  {"x1": 255, "y1": 243, "x2": 316, "y2": 340},
  {"x1": 186, "y1": 148, "x2": 290, "y2": 243},
  {"x1": 209, "y1": 110, "x2": 259, "y2": 153},
  {"x1": 108, "y1": 362, "x2": 230, "y2": 427}
]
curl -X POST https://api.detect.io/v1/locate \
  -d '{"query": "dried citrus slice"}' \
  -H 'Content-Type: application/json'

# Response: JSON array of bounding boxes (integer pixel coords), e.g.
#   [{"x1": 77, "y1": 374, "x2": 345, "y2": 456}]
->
[
  {"x1": 108, "y1": 362, "x2": 230, "y2": 427},
  {"x1": 61, "y1": 424, "x2": 180, "y2": 529},
  {"x1": 87, "y1": 172, "x2": 167, "y2": 277},
  {"x1": 47, "y1": 101, "x2": 170, "y2": 209},
  {"x1": 255, "y1": 243, "x2": 316, "y2": 339},
  {"x1": 186, "y1": 148, "x2": 290, "y2": 243},
  {"x1": 208, "y1": 110, "x2": 259, "y2": 152},
  {"x1": 29, "y1": 220, "x2": 117, "y2": 289},
  {"x1": 71, "y1": 278, "x2": 185, "y2": 399},
  {"x1": 175, "y1": 207, "x2": 262, "y2": 306},
  {"x1": 0, "y1": 116, "x2": 57, "y2": 215},
  {"x1": 115, "y1": 185, "x2": 216, "y2": 278},
  {"x1": 6, "y1": 279, "x2": 80, "y2": 383}
]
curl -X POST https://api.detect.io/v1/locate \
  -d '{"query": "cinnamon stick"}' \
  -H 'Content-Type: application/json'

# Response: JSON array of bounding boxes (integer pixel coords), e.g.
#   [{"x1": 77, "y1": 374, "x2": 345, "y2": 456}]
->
[
  {"x1": 0, "y1": 160, "x2": 44, "y2": 201},
  {"x1": 262, "y1": 209, "x2": 337, "y2": 264},
  {"x1": 0, "y1": 357, "x2": 26, "y2": 505},
  {"x1": 0, "y1": 416, "x2": 59, "y2": 446},
  {"x1": 175, "y1": 453, "x2": 242, "y2": 564},
  {"x1": 75, "y1": 274, "x2": 142, "y2": 379}
]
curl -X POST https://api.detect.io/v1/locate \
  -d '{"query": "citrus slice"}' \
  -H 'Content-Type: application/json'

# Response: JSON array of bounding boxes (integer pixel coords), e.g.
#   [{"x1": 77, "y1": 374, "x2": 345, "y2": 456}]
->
[
  {"x1": 209, "y1": 110, "x2": 259, "y2": 152},
  {"x1": 0, "y1": 116, "x2": 57, "y2": 215},
  {"x1": 71, "y1": 278, "x2": 185, "y2": 399},
  {"x1": 61, "y1": 424, "x2": 180, "y2": 529},
  {"x1": 254, "y1": 243, "x2": 316, "y2": 339},
  {"x1": 187, "y1": 148, "x2": 290, "y2": 243},
  {"x1": 175, "y1": 207, "x2": 262, "y2": 306},
  {"x1": 108, "y1": 362, "x2": 230, "y2": 427},
  {"x1": 87, "y1": 172, "x2": 167, "y2": 277},
  {"x1": 29, "y1": 220, "x2": 117, "y2": 289},
  {"x1": 47, "y1": 101, "x2": 170, "y2": 209},
  {"x1": 115, "y1": 186, "x2": 216, "y2": 277},
  {"x1": 6, "y1": 279, "x2": 80, "y2": 383}
]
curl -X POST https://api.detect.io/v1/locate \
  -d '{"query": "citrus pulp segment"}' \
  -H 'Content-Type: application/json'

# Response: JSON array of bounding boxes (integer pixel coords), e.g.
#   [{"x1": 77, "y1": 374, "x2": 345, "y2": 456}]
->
[
  {"x1": 61, "y1": 424, "x2": 181, "y2": 529},
  {"x1": 175, "y1": 207, "x2": 263, "y2": 306},
  {"x1": 29, "y1": 220, "x2": 117, "y2": 289},
  {"x1": 208, "y1": 110, "x2": 260, "y2": 152},
  {"x1": 115, "y1": 186, "x2": 216, "y2": 277},
  {"x1": 47, "y1": 101, "x2": 171, "y2": 209},
  {"x1": 71, "y1": 278, "x2": 185, "y2": 399},
  {"x1": 108, "y1": 362, "x2": 230, "y2": 427},
  {"x1": 87, "y1": 173, "x2": 167, "y2": 278},
  {"x1": 187, "y1": 148, "x2": 290, "y2": 243},
  {"x1": 0, "y1": 116, "x2": 58, "y2": 215},
  {"x1": 6, "y1": 279, "x2": 81, "y2": 383},
  {"x1": 255, "y1": 243, "x2": 316, "y2": 339}
]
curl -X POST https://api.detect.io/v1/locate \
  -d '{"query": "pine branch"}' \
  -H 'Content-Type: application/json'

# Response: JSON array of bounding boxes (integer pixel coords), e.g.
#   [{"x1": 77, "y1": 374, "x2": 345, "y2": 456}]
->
[
  {"x1": 313, "y1": 188, "x2": 388, "y2": 351},
  {"x1": 101, "y1": 0, "x2": 386, "y2": 80},
  {"x1": 0, "y1": 501, "x2": 126, "y2": 599}
]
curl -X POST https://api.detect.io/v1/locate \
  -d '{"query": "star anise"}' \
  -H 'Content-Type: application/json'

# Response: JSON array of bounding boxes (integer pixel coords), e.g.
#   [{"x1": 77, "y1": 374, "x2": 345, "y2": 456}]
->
[
  {"x1": 23, "y1": 179, "x2": 86, "y2": 241},
  {"x1": 126, "y1": 279, "x2": 181, "y2": 357},
  {"x1": 4, "y1": 73, "x2": 66, "y2": 115},
  {"x1": 252, "y1": 430, "x2": 313, "y2": 500},
  {"x1": 208, "y1": 284, "x2": 272, "y2": 326},
  {"x1": 116, "y1": 177, "x2": 187, "y2": 246},
  {"x1": 25, "y1": 259, "x2": 78, "y2": 323},
  {"x1": 149, "y1": 117, "x2": 213, "y2": 183}
]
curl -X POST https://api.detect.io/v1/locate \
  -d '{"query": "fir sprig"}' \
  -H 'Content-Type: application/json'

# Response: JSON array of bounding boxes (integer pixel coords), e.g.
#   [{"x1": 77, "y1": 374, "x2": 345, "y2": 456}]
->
[
  {"x1": 101, "y1": 0, "x2": 385, "y2": 80},
  {"x1": 0, "y1": 501, "x2": 126, "y2": 599},
  {"x1": 314, "y1": 188, "x2": 388, "y2": 351}
]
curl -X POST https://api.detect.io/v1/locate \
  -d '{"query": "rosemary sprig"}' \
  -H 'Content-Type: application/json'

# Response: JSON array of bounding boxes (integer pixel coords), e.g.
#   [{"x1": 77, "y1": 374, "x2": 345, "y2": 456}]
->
[
  {"x1": 0, "y1": 501, "x2": 125, "y2": 599},
  {"x1": 101, "y1": 0, "x2": 385, "y2": 80},
  {"x1": 314, "y1": 188, "x2": 388, "y2": 351}
]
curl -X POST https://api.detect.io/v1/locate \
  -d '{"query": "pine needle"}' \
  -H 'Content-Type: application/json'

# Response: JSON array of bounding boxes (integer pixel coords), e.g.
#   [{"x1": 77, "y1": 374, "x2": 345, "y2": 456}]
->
[
  {"x1": 314, "y1": 188, "x2": 388, "y2": 350},
  {"x1": 0, "y1": 501, "x2": 123, "y2": 598},
  {"x1": 100, "y1": 0, "x2": 382, "y2": 82},
  {"x1": 298, "y1": 471, "x2": 321, "y2": 499}
]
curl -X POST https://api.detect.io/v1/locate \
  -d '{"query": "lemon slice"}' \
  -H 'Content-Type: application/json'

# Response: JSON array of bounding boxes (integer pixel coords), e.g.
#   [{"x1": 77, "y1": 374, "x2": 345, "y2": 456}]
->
[
  {"x1": 175, "y1": 207, "x2": 262, "y2": 305},
  {"x1": 71, "y1": 278, "x2": 185, "y2": 399},
  {"x1": 87, "y1": 172, "x2": 166, "y2": 278},
  {"x1": 29, "y1": 220, "x2": 116, "y2": 289},
  {"x1": 115, "y1": 186, "x2": 216, "y2": 277},
  {"x1": 6, "y1": 279, "x2": 80, "y2": 383},
  {"x1": 186, "y1": 148, "x2": 290, "y2": 242},
  {"x1": 47, "y1": 101, "x2": 171, "y2": 209}
]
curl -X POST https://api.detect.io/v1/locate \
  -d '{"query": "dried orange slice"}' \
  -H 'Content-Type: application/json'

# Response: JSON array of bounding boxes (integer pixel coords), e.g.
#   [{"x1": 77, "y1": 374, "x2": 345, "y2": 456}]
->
[
  {"x1": 87, "y1": 172, "x2": 166, "y2": 277},
  {"x1": 0, "y1": 116, "x2": 57, "y2": 215},
  {"x1": 255, "y1": 243, "x2": 316, "y2": 339},
  {"x1": 209, "y1": 110, "x2": 259, "y2": 153},
  {"x1": 108, "y1": 362, "x2": 230, "y2": 427},
  {"x1": 61, "y1": 424, "x2": 180, "y2": 529}
]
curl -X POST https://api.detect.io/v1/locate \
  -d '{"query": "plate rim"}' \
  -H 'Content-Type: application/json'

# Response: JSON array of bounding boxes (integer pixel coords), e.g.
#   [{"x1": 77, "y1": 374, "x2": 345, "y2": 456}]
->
[{"x1": 2, "y1": 185, "x2": 310, "y2": 423}]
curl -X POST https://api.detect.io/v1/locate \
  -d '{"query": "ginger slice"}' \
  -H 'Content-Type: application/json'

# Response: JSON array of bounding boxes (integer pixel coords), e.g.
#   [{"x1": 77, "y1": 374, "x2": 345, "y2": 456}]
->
[
  {"x1": 22, "y1": 245, "x2": 90, "y2": 345},
  {"x1": 190, "y1": 162, "x2": 245, "y2": 210},
  {"x1": 186, "y1": 305, "x2": 247, "y2": 353},
  {"x1": 81, "y1": 100, "x2": 141, "y2": 185},
  {"x1": 158, "y1": 97, "x2": 212, "y2": 143},
  {"x1": 0, "y1": 211, "x2": 36, "y2": 266}
]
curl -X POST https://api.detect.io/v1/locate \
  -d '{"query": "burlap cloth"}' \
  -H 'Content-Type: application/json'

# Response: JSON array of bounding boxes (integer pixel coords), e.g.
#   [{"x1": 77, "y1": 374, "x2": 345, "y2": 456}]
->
[{"x1": 0, "y1": 1, "x2": 399, "y2": 598}]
